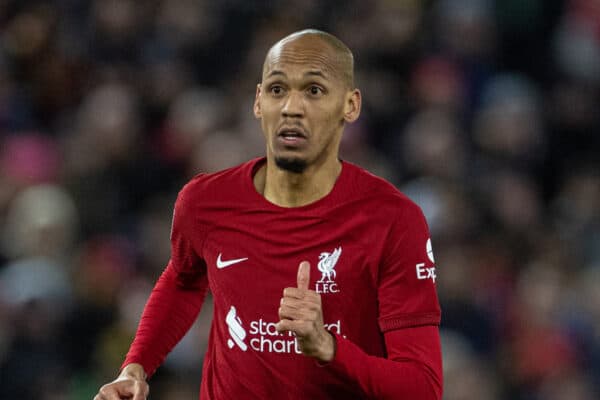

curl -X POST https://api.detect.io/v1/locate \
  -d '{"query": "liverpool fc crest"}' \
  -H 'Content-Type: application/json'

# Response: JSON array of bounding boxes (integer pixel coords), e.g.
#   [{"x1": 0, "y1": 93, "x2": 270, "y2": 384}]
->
[{"x1": 316, "y1": 246, "x2": 341, "y2": 294}]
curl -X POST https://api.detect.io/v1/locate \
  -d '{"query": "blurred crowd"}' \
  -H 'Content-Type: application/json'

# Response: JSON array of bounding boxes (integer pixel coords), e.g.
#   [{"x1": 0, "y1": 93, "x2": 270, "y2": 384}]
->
[{"x1": 0, "y1": 0, "x2": 598, "y2": 399}]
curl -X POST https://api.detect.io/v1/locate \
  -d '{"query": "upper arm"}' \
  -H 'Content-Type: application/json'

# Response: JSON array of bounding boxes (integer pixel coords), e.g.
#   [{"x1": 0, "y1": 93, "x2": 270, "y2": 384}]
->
[
  {"x1": 378, "y1": 200, "x2": 441, "y2": 332},
  {"x1": 169, "y1": 181, "x2": 207, "y2": 288}
]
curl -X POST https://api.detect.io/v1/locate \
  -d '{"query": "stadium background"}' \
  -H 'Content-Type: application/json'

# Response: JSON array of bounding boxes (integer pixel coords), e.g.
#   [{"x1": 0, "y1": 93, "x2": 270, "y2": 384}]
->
[{"x1": 0, "y1": 0, "x2": 598, "y2": 398}]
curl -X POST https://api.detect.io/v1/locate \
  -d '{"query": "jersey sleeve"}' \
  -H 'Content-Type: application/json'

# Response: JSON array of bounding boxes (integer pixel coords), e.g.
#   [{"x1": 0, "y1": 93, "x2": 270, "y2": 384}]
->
[
  {"x1": 325, "y1": 326, "x2": 443, "y2": 399},
  {"x1": 378, "y1": 199, "x2": 441, "y2": 332},
  {"x1": 167, "y1": 178, "x2": 208, "y2": 288},
  {"x1": 122, "y1": 180, "x2": 209, "y2": 376}
]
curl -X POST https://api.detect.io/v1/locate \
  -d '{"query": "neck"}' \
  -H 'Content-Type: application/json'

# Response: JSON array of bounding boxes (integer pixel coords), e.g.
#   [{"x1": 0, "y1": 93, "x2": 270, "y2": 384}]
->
[{"x1": 254, "y1": 157, "x2": 342, "y2": 207}]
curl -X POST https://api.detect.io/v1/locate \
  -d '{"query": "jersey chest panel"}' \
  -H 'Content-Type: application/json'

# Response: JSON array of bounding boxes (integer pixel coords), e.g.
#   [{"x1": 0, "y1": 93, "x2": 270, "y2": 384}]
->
[{"x1": 201, "y1": 209, "x2": 385, "y2": 357}]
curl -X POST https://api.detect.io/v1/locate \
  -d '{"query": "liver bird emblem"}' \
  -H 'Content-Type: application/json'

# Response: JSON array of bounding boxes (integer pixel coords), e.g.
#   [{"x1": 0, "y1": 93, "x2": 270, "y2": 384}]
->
[{"x1": 317, "y1": 247, "x2": 342, "y2": 282}]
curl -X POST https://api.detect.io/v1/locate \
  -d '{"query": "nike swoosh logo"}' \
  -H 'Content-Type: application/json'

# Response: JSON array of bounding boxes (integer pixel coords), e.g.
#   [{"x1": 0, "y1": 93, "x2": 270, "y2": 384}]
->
[{"x1": 216, "y1": 253, "x2": 249, "y2": 269}]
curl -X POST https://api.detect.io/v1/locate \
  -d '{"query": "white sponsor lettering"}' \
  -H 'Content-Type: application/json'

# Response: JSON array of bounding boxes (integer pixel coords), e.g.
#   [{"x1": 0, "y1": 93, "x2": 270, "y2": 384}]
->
[
  {"x1": 416, "y1": 262, "x2": 436, "y2": 283},
  {"x1": 227, "y1": 310, "x2": 344, "y2": 354},
  {"x1": 250, "y1": 335, "x2": 302, "y2": 354}
]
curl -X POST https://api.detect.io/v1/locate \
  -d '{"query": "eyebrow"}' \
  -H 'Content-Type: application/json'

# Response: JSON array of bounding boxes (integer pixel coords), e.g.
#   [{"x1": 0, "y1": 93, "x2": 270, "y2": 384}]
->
[
  {"x1": 266, "y1": 69, "x2": 329, "y2": 80},
  {"x1": 266, "y1": 70, "x2": 286, "y2": 79}
]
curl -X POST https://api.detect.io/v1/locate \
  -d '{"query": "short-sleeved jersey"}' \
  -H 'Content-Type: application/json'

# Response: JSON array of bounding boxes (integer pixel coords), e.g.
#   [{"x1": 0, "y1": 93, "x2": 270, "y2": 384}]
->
[{"x1": 169, "y1": 157, "x2": 440, "y2": 399}]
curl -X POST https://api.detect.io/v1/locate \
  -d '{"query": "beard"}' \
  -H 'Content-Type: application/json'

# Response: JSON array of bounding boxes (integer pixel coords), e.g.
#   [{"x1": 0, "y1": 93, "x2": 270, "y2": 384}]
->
[{"x1": 274, "y1": 156, "x2": 307, "y2": 173}]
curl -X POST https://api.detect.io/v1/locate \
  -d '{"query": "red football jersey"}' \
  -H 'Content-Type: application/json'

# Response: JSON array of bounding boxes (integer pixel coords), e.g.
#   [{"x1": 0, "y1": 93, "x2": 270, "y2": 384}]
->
[{"x1": 125, "y1": 157, "x2": 441, "y2": 399}]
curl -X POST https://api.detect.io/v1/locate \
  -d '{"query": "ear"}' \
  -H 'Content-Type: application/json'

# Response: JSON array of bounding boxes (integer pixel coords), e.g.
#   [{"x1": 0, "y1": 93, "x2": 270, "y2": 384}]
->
[
  {"x1": 343, "y1": 89, "x2": 361, "y2": 123},
  {"x1": 253, "y1": 83, "x2": 262, "y2": 119}
]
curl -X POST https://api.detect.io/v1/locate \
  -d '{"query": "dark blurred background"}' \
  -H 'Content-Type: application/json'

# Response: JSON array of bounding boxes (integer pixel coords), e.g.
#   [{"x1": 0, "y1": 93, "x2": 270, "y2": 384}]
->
[{"x1": 0, "y1": 0, "x2": 598, "y2": 399}]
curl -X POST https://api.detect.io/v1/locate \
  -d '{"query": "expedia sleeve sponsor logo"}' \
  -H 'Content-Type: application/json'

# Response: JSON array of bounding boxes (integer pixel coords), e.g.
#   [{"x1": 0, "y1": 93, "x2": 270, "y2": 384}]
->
[
  {"x1": 416, "y1": 263, "x2": 437, "y2": 282},
  {"x1": 416, "y1": 238, "x2": 437, "y2": 283}
]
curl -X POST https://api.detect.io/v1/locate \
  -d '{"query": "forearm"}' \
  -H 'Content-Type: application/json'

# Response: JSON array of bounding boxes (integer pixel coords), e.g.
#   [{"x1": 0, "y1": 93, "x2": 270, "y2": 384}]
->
[
  {"x1": 122, "y1": 264, "x2": 209, "y2": 377},
  {"x1": 119, "y1": 363, "x2": 146, "y2": 380},
  {"x1": 326, "y1": 326, "x2": 443, "y2": 400}
]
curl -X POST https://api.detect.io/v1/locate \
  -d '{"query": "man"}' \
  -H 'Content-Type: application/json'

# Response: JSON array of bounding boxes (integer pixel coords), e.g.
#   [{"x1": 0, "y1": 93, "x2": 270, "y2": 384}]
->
[{"x1": 94, "y1": 29, "x2": 442, "y2": 399}]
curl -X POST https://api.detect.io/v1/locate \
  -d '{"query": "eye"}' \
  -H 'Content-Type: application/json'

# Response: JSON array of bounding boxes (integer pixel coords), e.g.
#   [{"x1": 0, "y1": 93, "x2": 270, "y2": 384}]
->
[
  {"x1": 307, "y1": 85, "x2": 324, "y2": 96},
  {"x1": 269, "y1": 85, "x2": 285, "y2": 96}
]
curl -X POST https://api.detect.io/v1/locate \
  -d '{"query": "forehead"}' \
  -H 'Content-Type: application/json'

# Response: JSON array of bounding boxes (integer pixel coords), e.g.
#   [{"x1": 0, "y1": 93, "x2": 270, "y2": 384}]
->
[{"x1": 263, "y1": 37, "x2": 342, "y2": 81}]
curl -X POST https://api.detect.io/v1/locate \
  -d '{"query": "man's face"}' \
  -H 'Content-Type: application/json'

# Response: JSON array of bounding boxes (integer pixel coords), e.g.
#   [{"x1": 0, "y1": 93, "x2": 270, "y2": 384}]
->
[{"x1": 254, "y1": 36, "x2": 360, "y2": 173}]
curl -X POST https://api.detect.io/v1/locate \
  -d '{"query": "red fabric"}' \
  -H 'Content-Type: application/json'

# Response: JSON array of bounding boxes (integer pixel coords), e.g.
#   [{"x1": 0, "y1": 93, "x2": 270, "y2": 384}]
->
[
  {"x1": 328, "y1": 327, "x2": 443, "y2": 399},
  {"x1": 123, "y1": 158, "x2": 442, "y2": 398},
  {"x1": 122, "y1": 264, "x2": 208, "y2": 376}
]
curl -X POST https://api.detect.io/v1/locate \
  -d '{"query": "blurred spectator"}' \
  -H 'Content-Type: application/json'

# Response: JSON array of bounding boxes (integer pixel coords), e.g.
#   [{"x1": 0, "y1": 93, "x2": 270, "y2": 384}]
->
[
  {"x1": 554, "y1": 0, "x2": 600, "y2": 85},
  {"x1": 397, "y1": 108, "x2": 468, "y2": 181},
  {"x1": 441, "y1": 330, "x2": 501, "y2": 400},
  {"x1": 1, "y1": 183, "x2": 76, "y2": 261},
  {"x1": 410, "y1": 56, "x2": 467, "y2": 113},
  {"x1": 0, "y1": 184, "x2": 77, "y2": 399},
  {"x1": 435, "y1": 0, "x2": 497, "y2": 61},
  {"x1": 0, "y1": 1, "x2": 598, "y2": 398},
  {"x1": 473, "y1": 73, "x2": 545, "y2": 171},
  {"x1": 156, "y1": 87, "x2": 229, "y2": 172},
  {"x1": 0, "y1": 133, "x2": 62, "y2": 224}
]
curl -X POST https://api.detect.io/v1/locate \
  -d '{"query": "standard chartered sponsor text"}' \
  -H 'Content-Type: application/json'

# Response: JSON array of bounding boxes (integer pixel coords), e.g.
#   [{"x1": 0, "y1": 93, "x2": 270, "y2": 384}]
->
[{"x1": 248, "y1": 318, "x2": 343, "y2": 354}]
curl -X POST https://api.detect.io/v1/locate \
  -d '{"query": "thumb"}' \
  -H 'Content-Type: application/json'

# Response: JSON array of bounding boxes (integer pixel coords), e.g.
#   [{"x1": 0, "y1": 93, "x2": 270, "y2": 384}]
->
[{"x1": 297, "y1": 261, "x2": 310, "y2": 290}]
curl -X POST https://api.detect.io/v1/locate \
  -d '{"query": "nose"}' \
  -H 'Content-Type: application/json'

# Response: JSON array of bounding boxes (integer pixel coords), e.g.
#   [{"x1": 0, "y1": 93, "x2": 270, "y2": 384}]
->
[{"x1": 281, "y1": 91, "x2": 304, "y2": 118}]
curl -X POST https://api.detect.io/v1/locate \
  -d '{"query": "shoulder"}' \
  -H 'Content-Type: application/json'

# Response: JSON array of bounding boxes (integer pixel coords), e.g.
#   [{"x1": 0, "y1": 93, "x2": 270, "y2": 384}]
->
[
  {"x1": 175, "y1": 158, "x2": 260, "y2": 211},
  {"x1": 344, "y1": 161, "x2": 423, "y2": 218},
  {"x1": 180, "y1": 158, "x2": 258, "y2": 197}
]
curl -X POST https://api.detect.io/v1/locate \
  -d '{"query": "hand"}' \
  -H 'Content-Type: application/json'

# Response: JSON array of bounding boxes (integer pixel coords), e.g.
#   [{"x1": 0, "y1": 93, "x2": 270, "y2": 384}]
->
[
  {"x1": 276, "y1": 261, "x2": 336, "y2": 363},
  {"x1": 94, "y1": 363, "x2": 149, "y2": 400}
]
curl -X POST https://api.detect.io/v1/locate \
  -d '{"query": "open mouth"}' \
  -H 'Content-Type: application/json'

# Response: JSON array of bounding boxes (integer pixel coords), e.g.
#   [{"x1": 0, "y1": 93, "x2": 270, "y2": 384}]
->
[
  {"x1": 277, "y1": 127, "x2": 307, "y2": 139},
  {"x1": 277, "y1": 127, "x2": 307, "y2": 146}
]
